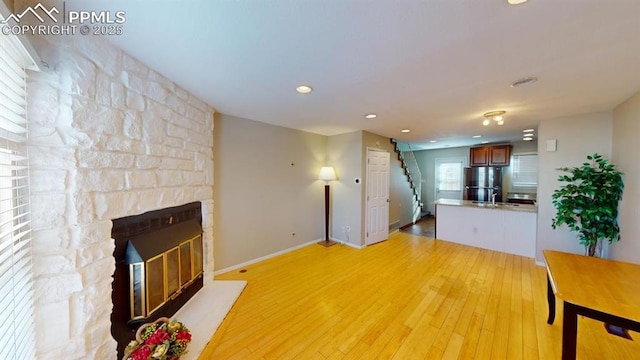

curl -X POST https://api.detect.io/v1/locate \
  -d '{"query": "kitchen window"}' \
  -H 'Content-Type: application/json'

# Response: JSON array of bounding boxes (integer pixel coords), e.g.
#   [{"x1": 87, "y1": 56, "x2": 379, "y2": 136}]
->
[{"x1": 511, "y1": 153, "x2": 538, "y2": 188}]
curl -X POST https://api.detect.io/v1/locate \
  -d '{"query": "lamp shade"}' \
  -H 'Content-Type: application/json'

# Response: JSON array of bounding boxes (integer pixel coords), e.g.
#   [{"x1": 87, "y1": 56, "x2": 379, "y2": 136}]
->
[{"x1": 318, "y1": 166, "x2": 337, "y2": 181}]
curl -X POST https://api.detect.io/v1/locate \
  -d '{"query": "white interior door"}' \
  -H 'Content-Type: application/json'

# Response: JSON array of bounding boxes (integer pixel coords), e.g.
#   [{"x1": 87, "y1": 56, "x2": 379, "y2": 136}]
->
[
  {"x1": 366, "y1": 149, "x2": 390, "y2": 246},
  {"x1": 435, "y1": 158, "x2": 465, "y2": 201}
]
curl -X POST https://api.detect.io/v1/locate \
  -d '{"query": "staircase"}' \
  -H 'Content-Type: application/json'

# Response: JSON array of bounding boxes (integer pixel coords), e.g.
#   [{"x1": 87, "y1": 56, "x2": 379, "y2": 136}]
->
[{"x1": 391, "y1": 139, "x2": 425, "y2": 222}]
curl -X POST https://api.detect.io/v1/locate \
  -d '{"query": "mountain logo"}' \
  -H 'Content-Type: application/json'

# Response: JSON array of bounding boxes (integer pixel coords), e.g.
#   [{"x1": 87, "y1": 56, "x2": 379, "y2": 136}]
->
[{"x1": 1, "y1": 3, "x2": 59, "y2": 24}]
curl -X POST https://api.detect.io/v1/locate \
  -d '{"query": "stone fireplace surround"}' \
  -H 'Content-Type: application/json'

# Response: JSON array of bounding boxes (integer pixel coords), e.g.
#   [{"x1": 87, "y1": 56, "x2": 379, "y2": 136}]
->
[{"x1": 26, "y1": 31, "x2": 216, "y2": 359}]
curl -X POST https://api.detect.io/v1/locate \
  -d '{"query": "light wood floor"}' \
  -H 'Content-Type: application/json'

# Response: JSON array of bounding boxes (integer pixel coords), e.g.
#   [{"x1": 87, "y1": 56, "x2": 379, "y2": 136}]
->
[{"x1": 200, "y1": 233, "x2": 639, "y2": 359}]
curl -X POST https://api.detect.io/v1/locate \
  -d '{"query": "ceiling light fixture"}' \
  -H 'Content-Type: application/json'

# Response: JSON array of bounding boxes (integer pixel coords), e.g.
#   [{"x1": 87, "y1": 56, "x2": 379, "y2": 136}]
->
[
  {"x1": 296, "y1": 85, "x2": 313, "y2": 94},
  {"x1": 523, "y1": 137, "x2": 533, "y2": 141},
  {"x1": 523, "y1": 133, "x2": 534, "y2": 137},
  {"x1": 429, "y1": 140, "x2": 438, "y2": 143},
  {"x1": 364, "y1": 113, "x2": 377, "y2": 119},
  {"x1": 481, "y1": 141, "x2": 489, "y2": 144},
  {"x1": 483, "y1": 110, "x2": 507, "y2": 126},
  {"x1": 472, "y1": 135, "x2": 482, "y2": 138},
  {"x1": 507, "y1": 0, "x2": 528, "y2": 5},
  {"x1": 401, "y1": 129, "x2": 411, "y2": 133},
  {"x1": 523, "y1": 129, "x2": 535, "y2": 133}
]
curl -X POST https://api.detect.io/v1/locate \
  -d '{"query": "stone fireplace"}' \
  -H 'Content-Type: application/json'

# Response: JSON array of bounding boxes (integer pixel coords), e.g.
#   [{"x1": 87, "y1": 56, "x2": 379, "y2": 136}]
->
[{"x1": 26, "y1": 31, "x2": 215, "y2": 359}]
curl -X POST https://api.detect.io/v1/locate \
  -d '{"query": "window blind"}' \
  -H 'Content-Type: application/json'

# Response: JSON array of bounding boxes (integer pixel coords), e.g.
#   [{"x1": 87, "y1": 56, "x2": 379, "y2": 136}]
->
[
  {"x1": 511, "y1": 153, "x2": 538, "y2": 188},
  {"x1": 0, "y1": 27, "x2": 36, "y2": 360}
]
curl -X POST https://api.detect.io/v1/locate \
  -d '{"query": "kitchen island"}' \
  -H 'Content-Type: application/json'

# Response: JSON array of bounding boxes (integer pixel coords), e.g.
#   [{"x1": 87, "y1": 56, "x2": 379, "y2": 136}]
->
[{"x1": 435, "y1": 199, "x2": 537, "y2": 258}]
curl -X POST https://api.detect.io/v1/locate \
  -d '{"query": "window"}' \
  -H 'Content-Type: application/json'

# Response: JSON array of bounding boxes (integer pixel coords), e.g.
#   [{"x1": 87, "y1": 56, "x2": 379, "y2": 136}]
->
[
  {"x1": 437, "y1": 161, "x2": 463, "y2": 191},
  {"x1": 511, "y1": 153, "x2": 538, "y2": 188},
  {"x1": 0, "y1": 14, "x2": 38, "y2": 359}
]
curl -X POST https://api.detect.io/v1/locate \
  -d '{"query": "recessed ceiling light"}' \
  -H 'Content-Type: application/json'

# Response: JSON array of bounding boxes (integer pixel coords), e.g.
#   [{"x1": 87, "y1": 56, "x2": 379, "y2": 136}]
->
[
  {"x1": 497, "y1": 120, "x2": 504, "y2": 126},
  {"x1": 401, "y1": 129, "x2": 411, "y2": 133},
  {"x1": 296, "y1": 85, "x2": 313, "y2": 94},
  {"x1": 508, "y1": 0, "x2": 528, "y2": 5},
  {"x1": 523, "y1": 137, "x2": 533, "y2": 141},
  {"x1": 364, "y1": 113, "x2": 377, "y2": 119},
  {"x1": 523, "y1": 129, "x2": 535, "y2": 133},
  {"x1": 429, "y1": 140, "x2": 438, "y2": 143},
  {"x1": 472, "y1": 135, "x2": 482, "y2": 138},
  {"x1": 523, "y1": 133, "x2": 534, "y2": 137},
  {"x1": 481, "y1": 141, "x2": 489, "y2": 144},
  {"x1": 482, "y1": 119, "x2": 491, "y2": 126},
  {"x1": 511, "y1": 76, "x2": 537, "y2": 87}
]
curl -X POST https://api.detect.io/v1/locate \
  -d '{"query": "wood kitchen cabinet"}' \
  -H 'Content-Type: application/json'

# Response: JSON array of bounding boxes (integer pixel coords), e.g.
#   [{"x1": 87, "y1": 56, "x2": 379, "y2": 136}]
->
[
  {"x1": 470, "y1": 146, "x2": 489, "y2": 166},
  {"x1": 489, "y1": 145, "x2": 511, "y2": 166},
  {"x1": 470, "y1": 144, "x2": 512, "y2": 167}
]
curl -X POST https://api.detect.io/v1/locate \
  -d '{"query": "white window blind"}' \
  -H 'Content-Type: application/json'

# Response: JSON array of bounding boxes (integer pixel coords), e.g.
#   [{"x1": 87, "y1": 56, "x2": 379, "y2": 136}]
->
[
  {"x1": 511, "y1": 153, "x2": 538, "y2": 188},
  {"x1": 437, "y1": 162, "x2": 462, "y2": 191},
  {"x1": 0, "y1": 27, "x2": 36, "y2": 360}
]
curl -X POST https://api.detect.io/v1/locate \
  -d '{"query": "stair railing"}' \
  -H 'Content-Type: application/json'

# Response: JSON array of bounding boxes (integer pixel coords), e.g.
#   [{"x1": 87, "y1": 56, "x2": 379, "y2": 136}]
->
[{"x1": 391, "y1": 139, "x2": 423, "y2": 222}]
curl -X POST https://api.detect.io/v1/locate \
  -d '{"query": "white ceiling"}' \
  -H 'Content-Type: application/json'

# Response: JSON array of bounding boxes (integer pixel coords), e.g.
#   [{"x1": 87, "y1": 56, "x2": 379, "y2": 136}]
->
[{"x1": 67, "y1": 0, "x2": 640, "y2": 150}]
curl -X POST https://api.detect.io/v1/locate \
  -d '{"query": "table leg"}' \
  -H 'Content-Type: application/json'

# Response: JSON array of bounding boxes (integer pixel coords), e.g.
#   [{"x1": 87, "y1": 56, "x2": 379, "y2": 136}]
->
[
  {"x1": 547, "y1": 273, "x2": 556, "y2": 324},
  {"x1": 562, "y1": 302, "x2": 578, "y2": 360}
]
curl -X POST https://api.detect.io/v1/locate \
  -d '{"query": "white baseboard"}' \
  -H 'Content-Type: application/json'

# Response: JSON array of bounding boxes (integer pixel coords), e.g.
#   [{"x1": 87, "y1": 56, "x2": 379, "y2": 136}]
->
[
  {"x1": 342, "y1": 241, "x2": 364, "y2": 249},
  {"x1": 389, "y1": 229, "x2": 399, "y2": 237},
  {"x1": 535, "y1": 260, "x2": 546, "y2": 267},
  {"x1": 214, "y1": 239, "x2": 318, "y2": 275}
]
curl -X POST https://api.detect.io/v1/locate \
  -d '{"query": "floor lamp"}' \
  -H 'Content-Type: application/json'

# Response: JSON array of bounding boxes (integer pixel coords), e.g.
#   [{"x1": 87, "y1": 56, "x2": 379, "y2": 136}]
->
[{"x1": 318, "y1": 166, "x2": 337, "y2": 247}]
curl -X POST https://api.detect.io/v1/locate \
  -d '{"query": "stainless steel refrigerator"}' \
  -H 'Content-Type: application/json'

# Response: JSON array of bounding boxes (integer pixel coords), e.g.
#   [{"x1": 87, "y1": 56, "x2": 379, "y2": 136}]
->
[{"x1": 464, "y1": 167, "x2": 503, "y2": 202}]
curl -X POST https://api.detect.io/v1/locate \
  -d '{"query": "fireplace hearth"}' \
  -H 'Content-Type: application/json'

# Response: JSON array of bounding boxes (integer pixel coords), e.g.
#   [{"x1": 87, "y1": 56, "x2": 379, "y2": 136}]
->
[{"x1": 111, "y1": 202, "x2": 203, "y2": 358}]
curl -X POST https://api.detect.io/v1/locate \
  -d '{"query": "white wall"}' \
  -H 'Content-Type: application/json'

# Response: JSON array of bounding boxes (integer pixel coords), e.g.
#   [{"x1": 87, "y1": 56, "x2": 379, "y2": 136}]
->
[
  {"x1": 327, "y1": 131, "x2": 364, "y2": 246},
  {"x1": 213, "y1": 114, "x2": 326, "y2": 270},
  {"x1": 610, "y1": 91, "x2": 640, "y2": 264},
  {"x1": 535, "y1": 112, "x2": 613, "y2": 262},
  {"x1": 27, "y1": 35, "x2": 214, "y2": 359}
]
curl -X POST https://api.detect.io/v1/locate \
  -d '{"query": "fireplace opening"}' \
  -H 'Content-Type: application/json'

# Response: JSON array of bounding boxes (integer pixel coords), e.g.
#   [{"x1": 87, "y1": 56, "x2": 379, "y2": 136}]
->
[
  {"x1": 111, "y1": 202, "x2": 203, "y2": 358},
  {"x1": 125, "y1": 219, "x2": 203, "y2": 321}
]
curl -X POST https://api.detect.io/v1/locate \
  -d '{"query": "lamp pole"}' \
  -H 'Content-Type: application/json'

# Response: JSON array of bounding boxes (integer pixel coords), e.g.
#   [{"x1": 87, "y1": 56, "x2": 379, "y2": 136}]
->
[
  {"x1": 324, "y1": 183, "x2": 330, "y2": 242},
  {"x1": 318, "y1": 166, "x2": 337, "y2": 247}
]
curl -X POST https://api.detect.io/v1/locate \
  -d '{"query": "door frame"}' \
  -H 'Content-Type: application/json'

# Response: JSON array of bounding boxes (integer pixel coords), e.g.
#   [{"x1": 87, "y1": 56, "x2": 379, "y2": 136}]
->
[{"x1": 365, "y1": 147, "x2": 390, "y2": 246}]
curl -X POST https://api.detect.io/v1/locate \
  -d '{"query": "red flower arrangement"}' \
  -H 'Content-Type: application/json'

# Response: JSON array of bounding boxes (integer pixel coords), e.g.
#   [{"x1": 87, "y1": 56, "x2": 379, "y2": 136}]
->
[{"x1": 123, "y1": 317, "x2": 192, "y2": 360}]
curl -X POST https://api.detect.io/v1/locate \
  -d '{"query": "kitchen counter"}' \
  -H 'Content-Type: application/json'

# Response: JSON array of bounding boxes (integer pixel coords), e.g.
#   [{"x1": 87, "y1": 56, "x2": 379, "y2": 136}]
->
[
  {"x1": 435, "y1": 198, "x2": 537, "y2": 257},
  {"x1": 434, "y1": 199, "x2": 537, "y2": 213}
]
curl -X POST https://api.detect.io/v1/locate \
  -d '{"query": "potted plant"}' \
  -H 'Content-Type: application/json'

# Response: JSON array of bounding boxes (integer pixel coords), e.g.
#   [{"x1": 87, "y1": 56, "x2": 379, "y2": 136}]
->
[{"x1": 551, "y1": 153, "x2": 624, "y2": 257}]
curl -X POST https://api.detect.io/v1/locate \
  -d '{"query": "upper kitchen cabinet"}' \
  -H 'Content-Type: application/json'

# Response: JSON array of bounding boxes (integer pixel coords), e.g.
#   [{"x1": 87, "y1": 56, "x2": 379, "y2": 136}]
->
[
  {"x1": 470, "y1": 144, "x2": 512, "y2": 167},
  {"x1": 470, "y1": 146, "x2": 489, "y2": 166},
  {"x1": 489, "y1": 145, "x2": 511, "y2": 166}
]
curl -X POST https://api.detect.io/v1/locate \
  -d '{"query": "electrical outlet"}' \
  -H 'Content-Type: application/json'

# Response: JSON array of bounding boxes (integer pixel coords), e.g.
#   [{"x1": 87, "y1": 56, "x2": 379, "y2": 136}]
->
[{"x1": 345, "y1": 226, "x2": 351, "y2": 232}]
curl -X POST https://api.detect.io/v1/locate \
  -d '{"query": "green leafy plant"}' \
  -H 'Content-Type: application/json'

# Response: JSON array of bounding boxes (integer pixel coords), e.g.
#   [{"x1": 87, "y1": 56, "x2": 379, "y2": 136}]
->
[{"x1": 551, "y1": 153, "x2": 624, "y2": 256}]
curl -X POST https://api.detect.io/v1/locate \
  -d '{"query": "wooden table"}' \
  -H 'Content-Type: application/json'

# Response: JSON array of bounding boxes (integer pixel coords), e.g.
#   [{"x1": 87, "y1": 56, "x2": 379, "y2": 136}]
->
[{"x1": 543, "y1": 250, "x2": 640, "y2": 359}]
